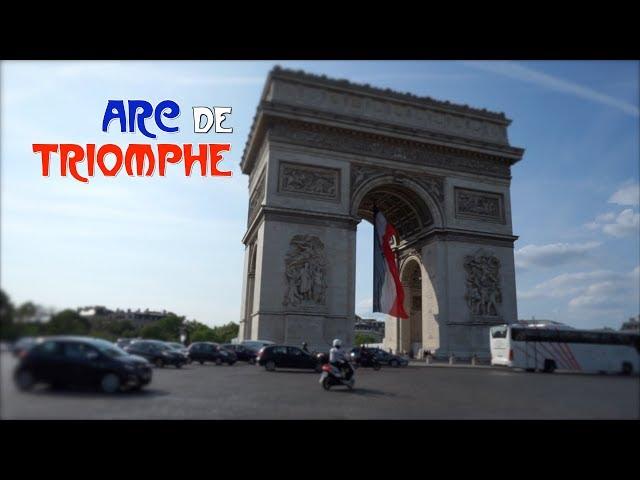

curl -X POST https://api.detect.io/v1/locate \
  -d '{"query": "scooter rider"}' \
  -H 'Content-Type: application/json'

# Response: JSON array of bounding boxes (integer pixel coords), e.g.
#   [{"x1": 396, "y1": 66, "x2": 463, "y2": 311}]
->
[{"x1": 329, "y1": 339, "x2": 353, "y2": 380}]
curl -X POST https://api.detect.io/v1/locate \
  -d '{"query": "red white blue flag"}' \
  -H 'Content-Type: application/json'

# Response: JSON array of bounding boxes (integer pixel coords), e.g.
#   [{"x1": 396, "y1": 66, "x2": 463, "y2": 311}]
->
[{"x1": 373, "y1": 208, "x2": 408, "y2": 319}]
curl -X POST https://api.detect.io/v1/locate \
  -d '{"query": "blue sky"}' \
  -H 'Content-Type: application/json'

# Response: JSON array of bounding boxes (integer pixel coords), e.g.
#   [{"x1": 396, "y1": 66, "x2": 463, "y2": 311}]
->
[{"x1": 1, "y1": 61, "x2": 638, "y2": 330}]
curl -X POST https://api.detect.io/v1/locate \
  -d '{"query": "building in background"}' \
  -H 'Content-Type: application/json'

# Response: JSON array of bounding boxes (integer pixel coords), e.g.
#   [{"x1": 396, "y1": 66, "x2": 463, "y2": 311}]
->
[
  {"x1": 517, "y1": 317, "x2": 573, "y2": 329},
  {"x1": 77, "y1": 306, "x2": 175, "y2": 327},
  {"x1": 354, "y1": 315, "x2": 385, "y2": 342},
  {"x1": 620, "y1": 315, "x2": 640, "y2": 333}
]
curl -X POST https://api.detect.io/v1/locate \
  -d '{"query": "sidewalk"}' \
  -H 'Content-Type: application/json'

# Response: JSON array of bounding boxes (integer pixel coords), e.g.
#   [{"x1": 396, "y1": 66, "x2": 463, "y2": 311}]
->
[{"x1": 408, "y1": 359, "x2": 495, "y2": 369}]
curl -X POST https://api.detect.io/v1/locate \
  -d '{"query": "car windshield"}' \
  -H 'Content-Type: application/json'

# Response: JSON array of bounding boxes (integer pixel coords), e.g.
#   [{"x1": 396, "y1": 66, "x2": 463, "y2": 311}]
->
[{"x1": 90, "y1": 339, "x2": 128, "y2": 357}]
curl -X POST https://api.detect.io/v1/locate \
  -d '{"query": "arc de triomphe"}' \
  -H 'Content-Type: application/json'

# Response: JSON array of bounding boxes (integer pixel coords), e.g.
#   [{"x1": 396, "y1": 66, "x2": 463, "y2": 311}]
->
[{"x1": 238, "y1": 67, "x2": 524, "y2": 358}]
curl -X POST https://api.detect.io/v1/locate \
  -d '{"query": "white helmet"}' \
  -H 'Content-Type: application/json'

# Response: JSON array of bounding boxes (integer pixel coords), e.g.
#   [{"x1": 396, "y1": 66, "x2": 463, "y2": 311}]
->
[{"x1": 332, "y1": 339, "x2": 342, "y2": 348}]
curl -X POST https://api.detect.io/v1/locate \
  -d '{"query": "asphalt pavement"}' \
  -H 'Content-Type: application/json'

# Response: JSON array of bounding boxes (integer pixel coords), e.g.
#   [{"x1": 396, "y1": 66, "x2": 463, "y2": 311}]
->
[{"x1": 1, "y1": 352, "x2": 638, "y2": 419}]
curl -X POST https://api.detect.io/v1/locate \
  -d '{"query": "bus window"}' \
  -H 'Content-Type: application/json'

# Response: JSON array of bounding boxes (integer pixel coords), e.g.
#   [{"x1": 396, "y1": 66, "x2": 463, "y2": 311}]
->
[{"x1": 491, "y1": 326, "x2": 507, "y2": 339}]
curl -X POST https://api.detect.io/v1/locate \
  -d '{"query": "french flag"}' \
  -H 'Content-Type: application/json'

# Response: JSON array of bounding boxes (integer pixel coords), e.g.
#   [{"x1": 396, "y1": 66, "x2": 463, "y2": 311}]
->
[{"x1": 373, "y1": 207, "x2": 408, "y2": 319}]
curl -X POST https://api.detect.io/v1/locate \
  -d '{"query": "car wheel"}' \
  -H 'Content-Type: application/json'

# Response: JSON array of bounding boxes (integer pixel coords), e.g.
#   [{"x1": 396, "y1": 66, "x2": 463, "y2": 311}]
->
[
  {"x1": 265, "y1": 360, "x2": 276, "y2": 372},
  {"x1": 622, "y1": 362, "x2": 633, "y2": 375},
  {"x1": 155, "y1": 358, "x2": 165, "y2": 368},
  {"x1": 373, "y1": 363, "x2": 381, "y2": 371},
  {"x1": 15, "y1": 369, "x2": 35, "y2": 391},
  {"x1": 525, "y1": 368, "x2": 536, "y2": 372},
  {"x1": 249, "y1": 358, "x2": 256, "y2": 365},
  {"x1": 101, "y1": 373, "x2": 121, "y2": 394},
  {"x1": 215, "y1": 358, "x2": 223, "y2": 366},
  {"x1": 543, "y1": 359, "x2": 556, "y2": 373},
  {"x1": 390, "y1": 359, "x2": 399, "y2": 368},
  {"x1": 199, "y1": 360, "x2": 204, "y2": 365},
  {"x1": 228, "y1": 361, "x2": 235, "y2": 366},
  {"x1": 176, "y1": 363, "x2": 183, "y2": 369}
]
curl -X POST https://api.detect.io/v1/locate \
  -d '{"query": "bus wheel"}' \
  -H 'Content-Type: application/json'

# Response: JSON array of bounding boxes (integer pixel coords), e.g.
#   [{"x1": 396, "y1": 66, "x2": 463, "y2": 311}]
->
[
  {"x1": 621, "y1": 362, "x2": 633, "y2": 375},
  {"x1": 543, "y1": 359, "x2": 556, "y2": 373}
]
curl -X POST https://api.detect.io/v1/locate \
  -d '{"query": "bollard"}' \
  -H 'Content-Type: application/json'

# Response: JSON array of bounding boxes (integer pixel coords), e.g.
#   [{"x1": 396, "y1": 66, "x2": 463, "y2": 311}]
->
[
  {"x1": 426, "y1": 354, "x2": 432, "y2": 365},
  {"x1": 471, "y1": 354, "x2": 477, "y2": 366},
  {"x1": 449, "y1": 353, "x2": 455, "y2": 365}
]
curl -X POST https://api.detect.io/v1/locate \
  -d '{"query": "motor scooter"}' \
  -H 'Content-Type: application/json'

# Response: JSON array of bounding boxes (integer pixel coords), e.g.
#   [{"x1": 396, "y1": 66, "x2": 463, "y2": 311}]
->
[{"x1": 319, "y1": 361, "x2": 355, "y2": 390}]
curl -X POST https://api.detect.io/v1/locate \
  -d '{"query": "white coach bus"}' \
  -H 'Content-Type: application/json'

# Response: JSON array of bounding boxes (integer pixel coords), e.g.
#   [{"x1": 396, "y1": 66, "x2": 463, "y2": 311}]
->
[{"x1": 490, "y1": 324, "x2": 640, "y2": 374}]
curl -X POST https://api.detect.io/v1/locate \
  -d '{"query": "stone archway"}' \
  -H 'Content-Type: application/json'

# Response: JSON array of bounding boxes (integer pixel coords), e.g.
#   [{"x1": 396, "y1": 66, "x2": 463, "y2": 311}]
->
[
  {"x1": 237, "y1": 67, "x2": 524, "y2": 358},
  {"x1": 400, "y1": 258, "x2": 423, "y2": 357}
]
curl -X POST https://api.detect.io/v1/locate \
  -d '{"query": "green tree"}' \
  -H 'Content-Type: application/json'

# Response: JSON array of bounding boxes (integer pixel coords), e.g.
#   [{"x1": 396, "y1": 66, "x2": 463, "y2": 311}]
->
[
  {"x1": 354, "y1": 333, "x2": 378, "y2": 346},
  {"x1": 45, "y1": 309, "x2": 90, "y2": 336},
  {"x1": 210, "y1": 322, "x2": 239, "y2": 343},
  {"x1": 139, "y1": 314, "x2": 185, "y2": 341},
  {"x1": 0, "y1": 289, "x2": 16, "y2": 340},
  {"x1": 188, "y1": 323, "x2": 217, "y2": 342},
  {"x1": 15, "y1": 301, "x2": 38, "y2": 322}
]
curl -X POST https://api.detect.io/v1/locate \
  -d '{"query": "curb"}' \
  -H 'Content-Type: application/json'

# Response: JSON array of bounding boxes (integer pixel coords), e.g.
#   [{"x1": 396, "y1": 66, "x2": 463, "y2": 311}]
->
[{"x1": 409, "y1": 361, "x2": 495, "y2": 369}]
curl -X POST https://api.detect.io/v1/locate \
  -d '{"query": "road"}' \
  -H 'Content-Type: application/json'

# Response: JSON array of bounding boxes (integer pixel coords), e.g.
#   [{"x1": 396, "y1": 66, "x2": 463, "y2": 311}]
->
[{"x1": 1, "y1": 352, "x2": 638, "y2": 419}]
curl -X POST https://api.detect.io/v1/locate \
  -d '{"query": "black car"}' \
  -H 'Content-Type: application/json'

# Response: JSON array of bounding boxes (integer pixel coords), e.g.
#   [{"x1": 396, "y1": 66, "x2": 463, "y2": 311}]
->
[
  {"x1": 13, "y1": 336, "x2": 152, "y2": 393},
  {"x1": 12, "y1": 337, "x2": 37, "y2": 358},
  {"x1": 115, "y1": 338, "x2": 138, "y2": 349},
  {"x1": 369, "y1": 348, "x2": 409, "y2": 367},
  {"x1": 187, "y1": 342, "x2": 237, "y2": 365},
  {"x1": 349, "y1": 347, "x2": 382, "y2": 370},
  {"x1": 256, "y1": 345, "x2": 323, "y2": 372},
  {"x1": 222, "y1": 343, "x2": 257, "y2": 364},
  {"x1": 125, "y1": 340, "x2": 188, "y2": 368}
]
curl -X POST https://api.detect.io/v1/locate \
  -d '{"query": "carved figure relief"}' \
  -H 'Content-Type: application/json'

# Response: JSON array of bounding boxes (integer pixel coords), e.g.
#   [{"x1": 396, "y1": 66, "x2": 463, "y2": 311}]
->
[
  {"x1": 463, "y1": 250, "x2": 502, "y2": 317},
  {"x1": 279, "y1": 162, "x2": 339, "y2": 200},
  {"x1": 283, "y1": 235, "x2": 327, "y2": 307},
  {"x1": 455, "y1": 188, "x2": 504, "y2": 223}
]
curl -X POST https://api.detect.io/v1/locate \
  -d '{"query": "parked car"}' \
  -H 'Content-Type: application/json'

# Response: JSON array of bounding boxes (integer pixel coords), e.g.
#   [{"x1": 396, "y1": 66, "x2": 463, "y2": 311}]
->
[
  {"x1": 241, "y1": 340, "x2": 275, "y2": 352},
  {"x1": 115, "y1": 338, "x2": 137, "y2": 349},
  {"x1": 165, "y1": 341, "x2": 190, "y2": 362},
  {"x1": 12, "y1": 337, "x2": 38, "y2": 358},
  {"x1": 13, "y1": 336, "x2": 152, "y2": 393},
  {"x1": 369, "y1": 348, "x2": 409, "y2": 367},
  {"x1": 256, "y1": 345, "x2": 323, "y2": 372},
  {"x1": 222, "y1": 343, "x2": 257, "y2": 363},
  {"x1": 124, "y1": 340, "x2": 188, "y2": 368},
  {"x1": 187, "y1": 342, "x2": 237, "y2": 365}
]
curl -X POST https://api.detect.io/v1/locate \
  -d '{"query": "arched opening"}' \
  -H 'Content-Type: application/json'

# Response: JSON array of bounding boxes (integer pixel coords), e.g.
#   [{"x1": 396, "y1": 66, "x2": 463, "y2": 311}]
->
[
  {"x1": 400, "y1": 258, "x2": 423, "y2": 357},
  {"x1": 356, "y1": 185, "x2": 434, "y2": 244},
  {"x1": 353, "y1": 181, "x2": 433, "y2": 354}
]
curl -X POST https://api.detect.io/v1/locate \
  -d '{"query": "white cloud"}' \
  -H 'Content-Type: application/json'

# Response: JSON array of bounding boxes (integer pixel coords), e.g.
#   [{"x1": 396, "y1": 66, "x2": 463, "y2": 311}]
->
[
  {"x1": 609, "y1": 181, "x2": 640, "y2": 206},
  {"x1": 463, "y1": 61, "x2": 640, "y2": 117},
  {"x1": 587, "y1": 209, "x2": 640, "y2": 237},
  {"x1": 519, "y1": 267, "x2": 639, "y2": 313},
  {"x1": 515, "y1": 241, "x2": 600, "y2": 269}
]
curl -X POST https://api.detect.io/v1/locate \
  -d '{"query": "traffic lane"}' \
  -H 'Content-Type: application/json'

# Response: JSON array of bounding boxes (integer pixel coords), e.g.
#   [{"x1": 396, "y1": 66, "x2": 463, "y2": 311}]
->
[{"x1": 1, "y1": 353, "x2": 638, "y2": 419}]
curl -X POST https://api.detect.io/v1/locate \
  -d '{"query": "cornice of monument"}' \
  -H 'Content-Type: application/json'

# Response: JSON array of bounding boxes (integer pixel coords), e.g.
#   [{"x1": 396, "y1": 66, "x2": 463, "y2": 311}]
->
[
  {"x1": 266, "y1": 66, "x2": 510, "y2": 123},
  {"x1": 241, "y1": 68, "x2": 525, "y2": 176}
]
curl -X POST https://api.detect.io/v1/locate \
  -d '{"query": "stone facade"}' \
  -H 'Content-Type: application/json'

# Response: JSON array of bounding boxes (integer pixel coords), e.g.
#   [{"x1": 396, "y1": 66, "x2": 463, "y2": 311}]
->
[{"x1": 238, "y1": 67, "x2": 524, "y2": 356}]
